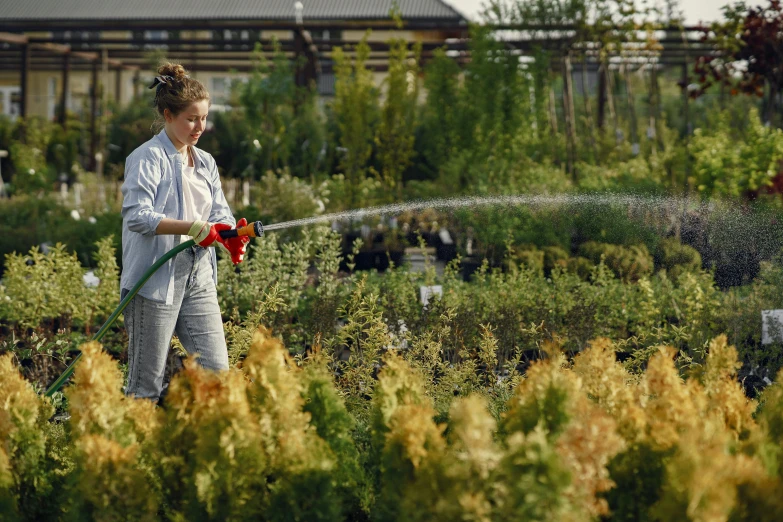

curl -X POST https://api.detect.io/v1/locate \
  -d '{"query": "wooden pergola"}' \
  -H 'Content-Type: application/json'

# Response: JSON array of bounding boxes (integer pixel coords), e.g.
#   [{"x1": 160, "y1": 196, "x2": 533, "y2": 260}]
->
[{"x1": 0, "y1": 12, "x2": 715, "y2": 176}]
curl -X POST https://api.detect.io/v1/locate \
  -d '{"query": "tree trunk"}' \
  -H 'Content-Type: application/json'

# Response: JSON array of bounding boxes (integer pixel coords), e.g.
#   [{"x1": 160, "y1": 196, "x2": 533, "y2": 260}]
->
[
  {"x1": 770, "y1": 81, "x2": 781, "y2": 128},
  {"x1": 647, "y1": 63, "x2": 664, "y2": 154},
  {"x1": 548, "y1": 86, "x2": 559, "y2": 136},
  {"x1": 598, "y1": 61, "x2": 607, "y2": 131},
  {"x1": 623, "y1": 64, "x2": 640, "y2": 156},
  {"x1": 681, "y1": 61, "x2": 691, "y2": 193},
  {"x1": 580, "y1": 54, "x2": 597, "y2": 161},
  {"x1": 607, "y1": 63, "x2": 618, "y2": 141},
  {"x1": 562, "y1": 54, "x2": 577, "y2": 181}
]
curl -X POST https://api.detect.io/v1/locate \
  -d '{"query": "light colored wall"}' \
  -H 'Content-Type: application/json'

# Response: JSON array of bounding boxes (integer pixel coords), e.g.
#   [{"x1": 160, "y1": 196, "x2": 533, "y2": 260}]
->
[
  {"x1": 343, "y1": 29, "x2": 416, "y2": 42},
  {"x1": 261, "y1": 30, "x2": 292, "y2": 41}
]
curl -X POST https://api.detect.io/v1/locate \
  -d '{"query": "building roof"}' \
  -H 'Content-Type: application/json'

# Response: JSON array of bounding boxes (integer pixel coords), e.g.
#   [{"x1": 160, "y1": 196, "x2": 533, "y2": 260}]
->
[{"x1": 0, "y1": 0, "x2": 467, "y2": 22}]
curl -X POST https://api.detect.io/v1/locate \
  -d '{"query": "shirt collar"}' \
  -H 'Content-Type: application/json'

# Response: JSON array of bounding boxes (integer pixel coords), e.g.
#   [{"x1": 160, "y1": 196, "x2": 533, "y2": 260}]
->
[
  {"x1": 156, "y1": 128, "x2": 204, "y2": 170},
  {"x1": 156, "y1": 128, "x2": 179, "y2": 156}
]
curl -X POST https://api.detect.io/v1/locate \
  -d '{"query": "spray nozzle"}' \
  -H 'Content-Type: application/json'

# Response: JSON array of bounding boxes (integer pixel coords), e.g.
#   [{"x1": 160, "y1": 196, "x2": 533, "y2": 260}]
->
[{"x1": 218, "y1": 221, "x2": 264, "y2": 239}]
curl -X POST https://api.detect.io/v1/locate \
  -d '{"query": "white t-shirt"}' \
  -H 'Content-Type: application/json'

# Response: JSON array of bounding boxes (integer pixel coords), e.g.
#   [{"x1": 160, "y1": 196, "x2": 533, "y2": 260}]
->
[{"x1": 180, "y1": 147, "x2": 213, "y2": 242}]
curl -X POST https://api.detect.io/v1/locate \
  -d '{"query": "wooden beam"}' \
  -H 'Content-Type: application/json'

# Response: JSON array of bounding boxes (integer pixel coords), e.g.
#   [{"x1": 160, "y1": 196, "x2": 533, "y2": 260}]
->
[
  {"x1": 0, "y1": 31, "x2": 27, "y2": 45},
  {"x1": 19, "y1": 44, "x2": 30, "y2": 119},
  {"x1": 30, "y1": 41, "x2": 71, "y2": 53},
  {"x1": 89, "y1": 60, "x2": 98, "y2": 172},
  {"x1": 60, "y1": 52, "x2": 70, "y2": 126},
  {"x1": 98, "y1": 48, "x2": 108, "y2": 178},
  {"x1": 115, "y1": 67, "x2": 122, "y2": 104},
  {"x1": 133, "y1": 70, "x2": 140, "y2": 98}
]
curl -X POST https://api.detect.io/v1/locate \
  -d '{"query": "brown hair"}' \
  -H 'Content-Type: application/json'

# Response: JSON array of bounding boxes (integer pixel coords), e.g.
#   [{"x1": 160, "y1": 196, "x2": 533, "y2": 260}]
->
[{"x1": 150, "y1": 62, "x2": 210, "y2": 133}]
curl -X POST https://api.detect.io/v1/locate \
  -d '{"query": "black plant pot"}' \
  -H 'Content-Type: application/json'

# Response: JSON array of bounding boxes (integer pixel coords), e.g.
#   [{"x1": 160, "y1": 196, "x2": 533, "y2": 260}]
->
[
  {"x1": 374, "y1": 250, "x2": 390, "y2": 272},
  {"x1": 460, "y1": 257, "x2": 482, "y2": 281},
  {"x1": 388, "y1": 249, "x2": 405, "y2": 268},
  {"x1": 436, "y1": 243, "x2": 457, "y2": 262},
  {"x1": 354, "y1": 252, "x2": 374, "y2": 271}
]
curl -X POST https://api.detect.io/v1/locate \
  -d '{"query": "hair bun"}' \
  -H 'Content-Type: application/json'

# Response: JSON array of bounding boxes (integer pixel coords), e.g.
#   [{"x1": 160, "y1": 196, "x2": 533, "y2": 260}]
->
[{"x1": 157, "y1": 62, "x2": 189, "y2": 81}]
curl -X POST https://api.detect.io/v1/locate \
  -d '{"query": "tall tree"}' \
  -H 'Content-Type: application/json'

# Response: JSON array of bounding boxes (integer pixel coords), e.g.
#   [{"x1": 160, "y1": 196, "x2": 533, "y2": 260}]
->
[
  {"x1": 694, "y1": 1, "x2": 783, "y2": 126},
  {"x1": 238, "y1": 39, "x2": 297, "y2": 175},
  {"x1": 374, "y1": 10, "x2": 422, "y2": 201},
  {"x1": 332, "y1": 33, "x2": 379, "y2": 207}
]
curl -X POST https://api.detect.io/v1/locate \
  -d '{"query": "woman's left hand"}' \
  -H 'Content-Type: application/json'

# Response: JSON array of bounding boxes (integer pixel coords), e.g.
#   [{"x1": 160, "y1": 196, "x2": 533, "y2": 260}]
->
[{"x1": 217, "y1": 218, "x2": 251, "y2": 264}]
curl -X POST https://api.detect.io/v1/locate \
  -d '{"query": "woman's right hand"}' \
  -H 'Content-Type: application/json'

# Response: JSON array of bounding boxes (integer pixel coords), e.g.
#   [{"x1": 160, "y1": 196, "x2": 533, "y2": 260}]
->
[{"x1": 188, "y1": 220, "x2": 224, "y2": 247}]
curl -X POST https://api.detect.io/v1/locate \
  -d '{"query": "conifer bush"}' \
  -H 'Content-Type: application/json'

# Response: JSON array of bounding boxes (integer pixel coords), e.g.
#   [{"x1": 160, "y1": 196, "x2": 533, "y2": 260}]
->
[{"x1": 2, "y1": 330, "x2": 783, "y2": 520}]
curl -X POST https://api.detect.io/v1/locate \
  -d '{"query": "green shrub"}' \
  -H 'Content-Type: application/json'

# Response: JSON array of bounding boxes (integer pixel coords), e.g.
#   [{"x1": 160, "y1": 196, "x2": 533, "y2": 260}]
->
[
  {"x1": 565, "y1": 256, "x2": 593, "y2": 280},
  {"x1": 508, "y1": 245, "x2": 544, "y2": 274},
  {"x1": 6, "y1": 117, "x2": 57, "y2": 195},
  {"x1": 655, "y1": 237, "x2": 702, "y2": 279},
  {"x1": 579, "y1": 241, "x2": 654, "y2": 282},
  {"x1": 0, "y1": 195, "x2": 122, "y2": 276},
  {"x1": 576, "y1": 156, "x2": 667, "y2": 194},
  {"x1": 689, "y1": 109, "x2": 783, "y2": 199},
  {"x1": 541, "y1": 245, "x2": 570, "y2": 274},
  {"x1": 1, "y1": 237, "x2": 119, "y2": 331}
]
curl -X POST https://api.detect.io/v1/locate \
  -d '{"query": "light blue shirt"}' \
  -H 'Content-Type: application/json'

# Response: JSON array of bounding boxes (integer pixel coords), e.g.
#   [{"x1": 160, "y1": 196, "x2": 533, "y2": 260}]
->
[{"x1": 120, "y1": 129, "x2": 235, "y2": 304}]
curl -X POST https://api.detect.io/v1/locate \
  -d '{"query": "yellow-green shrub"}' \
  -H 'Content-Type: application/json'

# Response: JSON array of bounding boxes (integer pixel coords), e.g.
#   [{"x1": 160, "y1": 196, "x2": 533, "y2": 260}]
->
[
  {"x1": 241, "y1": 328, "x2": 341, "y2": 522},
  {"x1": 579, "y1": 241, "x2": 654, "y2": 282},
  {"x1": 0, "y1": 353, "x2": 55, "y2": 519},
  {"x1": 65, "y1": 341, "x2": 160, "y2": 521},
  {"x1": 159, "y1": 357, "x2": 267, "y2": 521},
  {"x1": 3, "y1": 328, "x2": 783, "y2": 521},
  {"x1": 300, "y1": 353, "x2": 370, "y2": 519}
]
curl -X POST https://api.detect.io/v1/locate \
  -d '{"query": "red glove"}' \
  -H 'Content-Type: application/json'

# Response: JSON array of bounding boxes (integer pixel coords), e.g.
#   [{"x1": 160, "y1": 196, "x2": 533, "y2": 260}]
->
[
  {"x1": 217, "y1": 218, "x2": 250, "y2": 264},
  {"x1": 188, "y1": 220, "x2": 224, "y2": 247}
]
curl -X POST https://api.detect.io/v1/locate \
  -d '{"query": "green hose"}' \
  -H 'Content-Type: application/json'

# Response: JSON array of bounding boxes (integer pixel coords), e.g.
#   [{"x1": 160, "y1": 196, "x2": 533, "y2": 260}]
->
[{"x1": 44, "y1": 239, "x2": 196, "y2": 397}]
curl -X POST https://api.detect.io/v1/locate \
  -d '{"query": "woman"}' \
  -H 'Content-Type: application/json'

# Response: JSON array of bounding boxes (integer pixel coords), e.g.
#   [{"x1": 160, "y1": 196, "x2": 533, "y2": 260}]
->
[{"x1": 120, "y1": 62, "x2": 249, "y2": 403}]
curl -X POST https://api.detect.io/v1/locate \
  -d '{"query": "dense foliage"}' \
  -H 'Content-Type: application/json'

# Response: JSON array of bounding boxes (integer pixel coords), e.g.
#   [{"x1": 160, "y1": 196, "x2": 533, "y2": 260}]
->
[
  {"x1": 2, "y1": 1, "x2": 783, "y2": 518},
  {"x1": 2, "y1": 314, "x2": 783, "y2": 520}
]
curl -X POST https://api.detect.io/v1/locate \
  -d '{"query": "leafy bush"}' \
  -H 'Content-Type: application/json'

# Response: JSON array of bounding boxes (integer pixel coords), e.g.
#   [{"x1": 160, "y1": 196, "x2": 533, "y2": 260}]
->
[
  {"x1": 7, "y1": 117, "x2": 57, "y2": 195},
  {"x1": 0, "y1": 237, "x2": 119, "y2": 332},
  {"x1": 578, "y1": 241, "x2": 654, "y2": 281},
  {"x1": 245, "y1": 169, "x2": 326, "y2": 230},
  {"x1": 689, "y1": 109, "x2": 783, "y2": 198},
  {"x1": 577, "y1": 156, "x2": 667, "y2": 194},
  {"x1": 0, "y1": 353, "x2": 58, "y2": 520},
  {"x1": 3, "y1": 303, "x2": 783, "y2": 521},
  {"x1": 655, "y1": 237, "x2": 702, "y2": 279},
  {"x1": 0, "y1": 195, "x2": 122, "y2": 277}
]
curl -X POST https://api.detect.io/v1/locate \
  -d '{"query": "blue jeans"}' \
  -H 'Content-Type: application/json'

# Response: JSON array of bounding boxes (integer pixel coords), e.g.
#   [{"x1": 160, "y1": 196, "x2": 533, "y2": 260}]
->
[{"x1": 121, "y1": 245, "x2": 229, "y2": 401}]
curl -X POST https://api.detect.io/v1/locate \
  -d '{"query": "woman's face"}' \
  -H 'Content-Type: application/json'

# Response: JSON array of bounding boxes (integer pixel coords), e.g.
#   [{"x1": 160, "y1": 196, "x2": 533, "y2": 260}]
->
[{"x1": 164, "y1": 99, "x2": 209, "y2": 149}]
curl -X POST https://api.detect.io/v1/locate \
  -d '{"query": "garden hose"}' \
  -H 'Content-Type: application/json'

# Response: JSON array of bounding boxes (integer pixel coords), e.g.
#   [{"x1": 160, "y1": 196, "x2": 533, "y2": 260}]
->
[{"x1": 44, "y1": 221, "x2": 265, "y2": 398}]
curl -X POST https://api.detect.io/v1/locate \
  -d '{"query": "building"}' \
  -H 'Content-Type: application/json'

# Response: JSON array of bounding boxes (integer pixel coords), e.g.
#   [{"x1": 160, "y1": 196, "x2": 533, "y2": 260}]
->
[{"x1": 0, "y1": 0, "x2": 468, "y2": 121}]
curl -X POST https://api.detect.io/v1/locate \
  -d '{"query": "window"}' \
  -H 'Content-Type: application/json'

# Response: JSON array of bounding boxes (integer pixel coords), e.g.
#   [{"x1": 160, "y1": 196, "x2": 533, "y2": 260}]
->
[
  {"x1": 214, "y1": 29, "x2": 244, "y2": 50},
  {"x1": 47, "y1": 77, "x2": 57, "y2": 121},
  {"x1": 211, "y1": 77, "x2": 231, "y2": 104},
  {"x1": 0, "y1": 87, "x2": 21, "y2": 120},
  {"x1": 144, "y1": 30, "x2": 169, "y2": 41},
  {"x1": 142, "y1": 30, "x2": 169, "y2": 50},
  {"x1": 75, "y1": 31, "x2": 99, "y2": 49},
  {"x1": 52, "y1": 31, "x2": 72, "y2": 41},
  {"x1": 211, "y1": 77, "x2": 227, "y2": 94},
  {"x1": 317, "y1": 72, "x2": 335, "y2": 96},
  {"x1": 310, "y1": 29, "x2": 342, "y2": 41}
]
